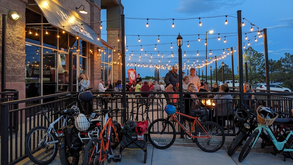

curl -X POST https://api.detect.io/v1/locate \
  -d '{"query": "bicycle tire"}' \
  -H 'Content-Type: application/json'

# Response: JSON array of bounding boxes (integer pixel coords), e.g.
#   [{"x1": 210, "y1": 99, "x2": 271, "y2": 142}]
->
[
  {"x1": 83, "y1": 137, "x2": 104, "y2": 165},
  {"x1": 59, "y1": 138, "x2": 80, "y2": 165},
  {"x1": 111, "y1": 122, "x2": 121, "y2": 149},
  {"x1": 194, "y1": 121, "x2": 225, "y2": 152},
  {"x1": 148, "y1": 118, "x2": 176, "y2": 149},
  {"x1": 25, "y1": 126, "x2": 58, "y2": 165},
  {"x1": 286, "y1": 136, "x2": 293, "y2": 159},
  {"x1": 228, "y1": 132, "x2": 247, "y2": 156},
  {"x1": 238, "y1": 130, "x2": 259, "y2": 162}
]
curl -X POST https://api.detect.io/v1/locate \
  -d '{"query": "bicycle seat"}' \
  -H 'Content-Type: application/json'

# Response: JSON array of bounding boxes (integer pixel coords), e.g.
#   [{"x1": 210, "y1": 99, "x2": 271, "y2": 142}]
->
[{"x1": 273, "y1": 118, "x2": 293, "y2": 124}]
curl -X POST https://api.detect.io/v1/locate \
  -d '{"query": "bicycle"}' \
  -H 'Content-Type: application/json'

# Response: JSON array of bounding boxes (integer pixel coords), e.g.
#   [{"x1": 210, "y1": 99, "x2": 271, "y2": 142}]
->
[
  {"x1": 25, "y1": 105, "x2": 79, "y2": 164},
  {"x1": 83, "y1": 108, "x2": 123, "y2": 165},
  {"x1": 238, "y1": 106, "x2": 293, "y2": 162},
  {"x1": 147, "y1": 104, "x2": 225, "y2": 152}
]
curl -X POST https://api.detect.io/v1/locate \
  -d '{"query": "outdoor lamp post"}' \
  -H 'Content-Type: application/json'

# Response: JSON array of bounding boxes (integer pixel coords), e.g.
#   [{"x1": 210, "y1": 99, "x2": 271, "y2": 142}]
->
[
  {"x1": 210, "y1": 66, "x2": 212, "y2": 89},
  {"x1": 205, "y1": 30, "x2": 214, "y2": 82},
  {"x1": 222, "y1": 62, "x2": 225, "y2": 83},
  {"x1": 177, "y1": 33, "x2": 184, "y2": 138}
]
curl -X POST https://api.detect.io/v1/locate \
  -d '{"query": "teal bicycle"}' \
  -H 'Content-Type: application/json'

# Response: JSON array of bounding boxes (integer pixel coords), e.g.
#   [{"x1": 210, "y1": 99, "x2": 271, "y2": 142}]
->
[{"x1": 238, "y1": 106, "x2": 293, "y2": 162}]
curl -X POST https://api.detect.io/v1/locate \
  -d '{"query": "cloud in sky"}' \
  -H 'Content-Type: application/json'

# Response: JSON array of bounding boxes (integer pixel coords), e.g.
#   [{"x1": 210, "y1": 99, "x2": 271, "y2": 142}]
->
[
  {"x1": 175, "y1": 0, "x2": 244, "y2": 14},
  {"x1": 267, "y1": 17, "x2": 293, "y2": 29}
]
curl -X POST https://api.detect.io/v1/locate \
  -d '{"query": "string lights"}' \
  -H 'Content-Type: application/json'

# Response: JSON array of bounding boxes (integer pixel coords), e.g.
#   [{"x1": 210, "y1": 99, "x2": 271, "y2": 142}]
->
[
  {"x1": 138, "y1": 35, "x2": 141, "y2": 42},
  {"x1": 172, "y1": 18, "x2": 175, "y2": 28},
  {"x1": 198, "y1": 17, "x2": 202, "y2": 26},
  {"x1": 198, "y1": 34, "x2": 201, "y2": 42},
  {"x1": 146, "y1": 18, "x2": 149, "y2": 27},
  {"x1": 225, "y1": 15, "x2": 228, "y2": 25}
]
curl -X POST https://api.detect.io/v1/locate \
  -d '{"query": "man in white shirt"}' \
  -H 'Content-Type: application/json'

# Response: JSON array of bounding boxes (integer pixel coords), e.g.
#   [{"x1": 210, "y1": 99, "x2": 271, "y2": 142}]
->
[
  {"x1": 99, "y1": 80, "x2": 108, "y2": 92},
  {"x1": 188, "y1": 68, "x2": 200, "y2": 92}
]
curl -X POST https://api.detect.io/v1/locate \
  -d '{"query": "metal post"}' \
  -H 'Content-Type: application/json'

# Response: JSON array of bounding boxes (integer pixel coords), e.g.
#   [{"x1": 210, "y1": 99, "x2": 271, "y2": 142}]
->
[
  {"x1": 68, "y1": 51, "x2": 73, "y2": 92},
  {"x1": 237, "y1": 10, "x2": 244, "y2": 105},
  {"x1": 210, "y1": 66, "x2": 212, "y2": 89},
  {"x1": 231, "y1": 47, "x2": 235, "y2": 91},
  {"x1": 205, "y1": 32, "x2": 208, "y2": 82},
  {"x1": 222, "y1": 63, "x2": 225, "y2": 83},
  {"x1": 215, "y1": 56, "x2": 217, "y2": 85},
  {"x1": 177, "y1": 34, "x2": 183, "y2": 138},
  {"x1": 245, "y1": 62, "x2": 248, "y2": 83},
  {"x1": 263, "y1": 28, "x2": 270, "y2": 106},
  {"x1": 202, "y1": 70, "x2": 204, "y2": 82},
  {"x1": 1, "y1": 105, "x2": 9, "y2": 165},
  {"x1": 2, "y1": 14, "x2": 7, "y2": 91},
  {"x1": 121, "y1": 14, "x2": 127, "y2": 123}
]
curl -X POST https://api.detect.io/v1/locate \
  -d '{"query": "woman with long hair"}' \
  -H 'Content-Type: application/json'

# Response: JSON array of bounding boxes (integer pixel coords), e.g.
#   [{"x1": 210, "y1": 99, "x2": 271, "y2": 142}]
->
[{"x1": 78, "y1": 73, "x2": 89, "y2": 92}]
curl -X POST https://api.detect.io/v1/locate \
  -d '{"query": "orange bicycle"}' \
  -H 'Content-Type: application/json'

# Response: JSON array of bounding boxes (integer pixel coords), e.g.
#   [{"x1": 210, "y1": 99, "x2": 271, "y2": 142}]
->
[
  {"x1": 148, "y1": 104, "x2": 225, "y2": 152},
  {"x1": 83, "y1": 108, "x2": 123, "y2": 165}
]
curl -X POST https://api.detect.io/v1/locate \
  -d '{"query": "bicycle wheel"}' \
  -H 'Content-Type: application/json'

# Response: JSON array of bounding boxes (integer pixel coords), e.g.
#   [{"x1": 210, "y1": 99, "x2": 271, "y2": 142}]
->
[
  {"x1": 83, "y1": 138, "x2": 104, "y2": 165},
  {"x1": 228, "y1": 132, "x2": 246, "y2": 156},
  {"x1": 148, "y1": 118, "x2": 176, "y2": 149},
  {"x1": 111, "y1": 122, "x2": 121, "y2": 149},
  {"x1": 194, "y1": 121, "x2": 225, "y2": 152},
  {"x1": 238, "y1": 130, "x2": 259, "y2": 162},
  {"x1": 25, "y1": 126, "x2": 58, "y2": 164},
  {"x1": 286, "y1": 136, "x2": 293, "y2": 159},
  {"x1": 59, "y1": 138, "x2": 80, "y2": 165}
]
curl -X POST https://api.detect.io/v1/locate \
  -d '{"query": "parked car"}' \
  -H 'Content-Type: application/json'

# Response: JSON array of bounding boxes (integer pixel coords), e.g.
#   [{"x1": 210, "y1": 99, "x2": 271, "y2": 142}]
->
[{"x1": 255, "y1": 84, "x2": 291, "y2": 92}]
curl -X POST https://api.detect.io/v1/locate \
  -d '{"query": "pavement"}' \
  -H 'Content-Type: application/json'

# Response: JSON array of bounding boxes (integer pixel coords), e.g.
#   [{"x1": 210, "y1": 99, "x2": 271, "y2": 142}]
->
[{"x1": 17, "y1": 136, "x2": 293, "y2": 165}]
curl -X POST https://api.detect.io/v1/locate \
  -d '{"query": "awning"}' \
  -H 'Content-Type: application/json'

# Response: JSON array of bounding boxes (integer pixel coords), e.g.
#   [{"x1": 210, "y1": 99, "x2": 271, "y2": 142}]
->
[{"x1": 35, "y1": 0, "x2": 103, "y2": 48}]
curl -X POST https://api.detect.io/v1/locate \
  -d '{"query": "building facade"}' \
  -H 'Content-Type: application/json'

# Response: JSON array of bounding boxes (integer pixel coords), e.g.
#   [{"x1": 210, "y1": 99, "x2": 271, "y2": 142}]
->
[{"x1": 0, "y1": 0, "x2": 123, "y2": 99}]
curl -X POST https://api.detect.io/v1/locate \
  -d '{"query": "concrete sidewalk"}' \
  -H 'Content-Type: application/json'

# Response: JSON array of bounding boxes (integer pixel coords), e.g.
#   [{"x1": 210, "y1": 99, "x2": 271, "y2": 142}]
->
[{"x1": 18, "y1": 136, "x2": 293, "y2": 165}]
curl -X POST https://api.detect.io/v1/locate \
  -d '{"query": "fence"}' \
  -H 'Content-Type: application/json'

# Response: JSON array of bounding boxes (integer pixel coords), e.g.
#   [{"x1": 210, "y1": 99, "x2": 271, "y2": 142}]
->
[
  {"x1": 1, "y1": 90, "x2": 293, "y2": 164},
  {"x1": 0, "y1": 92, "x2": 72, "y2": 165}
]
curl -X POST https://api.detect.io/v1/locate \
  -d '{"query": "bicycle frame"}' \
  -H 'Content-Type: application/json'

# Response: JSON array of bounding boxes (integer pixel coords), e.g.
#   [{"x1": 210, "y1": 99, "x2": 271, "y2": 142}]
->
[
  {"x1": 251, "y1": 124, "x2": 293, "y2": 152},
  {"x1": 169, "y1": 111, "x2": 211, "y2": 139},
  {"x1": 97, "y1": 114, "x2": 120, "y2": 164}
]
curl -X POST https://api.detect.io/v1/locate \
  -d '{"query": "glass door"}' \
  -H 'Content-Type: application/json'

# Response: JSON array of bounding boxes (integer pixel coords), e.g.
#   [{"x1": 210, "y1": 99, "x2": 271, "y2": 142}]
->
[
  {"x1": 42, "y1": 50, "x2": 57, "y2": 96},
  {"x1": 57, "y1": 53, "x2": 69, "y2": 91}
]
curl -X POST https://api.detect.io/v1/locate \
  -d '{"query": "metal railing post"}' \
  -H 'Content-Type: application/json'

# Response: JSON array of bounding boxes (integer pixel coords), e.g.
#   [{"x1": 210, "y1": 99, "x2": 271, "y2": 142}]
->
[{"x1": 1, "y1": 104, "x2": 9, "y2": 165}]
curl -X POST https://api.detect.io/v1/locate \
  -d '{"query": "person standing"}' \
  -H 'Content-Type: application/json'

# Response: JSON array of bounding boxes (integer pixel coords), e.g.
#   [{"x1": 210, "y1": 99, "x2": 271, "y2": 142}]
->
[
  {"x1": 78, "y1": 73, "x2": 89, "y2": 92},
  {"x1": 135, "y1": 80, "x2": 142, "y2": 92},
  {"x1": 164, "y1": 65, "x2": 179, "y2": 91},
  {"x1": 136, "y1": 74, "x2": 142, "y2": 85},
  {"x1": 182, "y1": 76, "x2": 190, "y2": 92},
  {"x1": 153, "y1": 81, "x2": 161, "y2": 92},
  {"x1": 141, "y1": 81, "x2": 151, "y2": 97},
  {"x1": 188, "y1": 68, "x2": 200, "y2": 92},
  {"x1": 244, "y1": 82, "x2": 255, "y2": 107},
  {"x1": 98, "y1": 80, "x2": 108, "y2": 92},
  {"x1": 159, "y1": 81, "x2": 165, "y2": 91}
]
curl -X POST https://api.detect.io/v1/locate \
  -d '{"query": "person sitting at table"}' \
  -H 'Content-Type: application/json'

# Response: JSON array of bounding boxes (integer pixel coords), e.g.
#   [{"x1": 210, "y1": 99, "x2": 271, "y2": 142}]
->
[
  {"x1": 98, "y1": 80, "x2": 108, "y2": 92},
  {"x1": 213, "y1": 84, "x2": 234, "y2": 127}
]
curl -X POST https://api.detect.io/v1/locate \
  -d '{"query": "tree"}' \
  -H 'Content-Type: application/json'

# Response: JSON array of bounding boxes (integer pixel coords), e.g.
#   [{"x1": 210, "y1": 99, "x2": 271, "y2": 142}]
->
[
  {"x1": 212, "y1": 64, "x2": 232, "y2": 82},
  {"x1": 243, "y1": 47, "x2": 265, "y2": 84}
]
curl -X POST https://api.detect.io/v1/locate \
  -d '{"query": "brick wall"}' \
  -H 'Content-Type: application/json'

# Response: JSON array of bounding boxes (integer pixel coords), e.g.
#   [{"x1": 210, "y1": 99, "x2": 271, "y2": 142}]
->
[{"x1": 0, "y1": 0, "x2": 27, "y2": 99}]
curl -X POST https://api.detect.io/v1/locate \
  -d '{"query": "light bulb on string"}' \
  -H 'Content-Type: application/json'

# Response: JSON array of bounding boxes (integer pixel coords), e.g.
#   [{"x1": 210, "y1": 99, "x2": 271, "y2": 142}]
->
[
  {"x1": 187, "y1": 59, "x2": 189, "y2": 62},
  {"x1": 145, "y1": 51, "x2": 147, "y2": 56},
  {"x1": 157, "y1": 35, "x2": 160, "y2": 42},
  {"x1": 197, "y1": 51, "x2": 199, "y2": 56},
  {"x1": 161, "y1": 53, "x2": 164, "y2": 58},
  {"x1": 159, "y1": 59, "x2": 161, "y2": 63},
  {"x1": 224, "y1": 36, "x2": 227, "y2": 43},
  {"x1": 57, "y1": 34, "x2": 60, "y2": 38},
  {"x1": 172, "y1": 18, "x2": 175, "y2": 28},
  {"x1": 184, "y1": 51, "x2": 186, "y2": 57},
  {"x1": 198, "y1": 34, "x2": 201, "y2": 42},
  {"x1": 62, "y1": 30, "x2": 65, "y2": 34},
  {"x1": 117, "y1": 38, "x2": 120, "y2": 42},
  {"x1": 245, "y1": 33, "x2": 248, "y2": 40},
  {"x1": 149, "y1": 58, "x2": 151, "y2": 62},
  {"x1": 250, "y1": 26, "x2": 254, "y2": 31},
  {"x1": 76, "y1": 36, "x2": 79, "y2": 39},
  {"x1": 258, "y1": 33, "x2": 263, "y2": 38},
  {"x1": 223, "y1": 49, "x2": 225, "y2": 54},
  {"x1": 138, "y1": 35, "x2": 141, "y2": 42},
  {"x1": 204, "y1": 42, "x2": 207, "y2": 46},
  {"x1": 140, "y1": 45, "x2": 143, "y2": 51},
  {"x1": 100, "y1": 21, "x2": 103, "y2": 30},
  {"x1": 126, "y1": 46, "x2": 128, "y2": 51},
  {"x1": 45, "y1": 29, "x2": 49, "y2": 35},
  {"x1": 197, "y1": 58, "x2": 199, "y2": 62},
  {"x1": 199, "y1": 17, "x2": 202, "y2": 26},
  {"x1": 150, "y1": 54, "x2": 153, "y2": 58},
  {"x1": 35, "y1": 32, "x2": 39, "y2": 36},
  {"x1": 218, "y1": 33, "x2": 221, "y2": 41},
  {"x1": 242, "y1": 22, "x2": 245, "y2": 26},
  {"x1": 243, "y1": 44, "x2": 246, "y2": 49},
  {"x1": 255, "y1": 37, "x2": 257, "y2": 42},
  {"x1": 154, "y1": 44, "x2": 157, "y2": 50},
  {"x1": 168, "y1": 59, "x2": 170, "y2": 63},
  {"x1": 248, "y1": 42, "x2": 251, "y2": 46},
  {"x1": 157, "y1": 51, "x2": 160, "y2": 56},
  {"x1": 131, "y1": 51, "x2": 134, "y2": 56},
  {"x1": 170, "y1": 43, "x2": 173, "y2": 49},
  {"x1": 225, "y1": 15, "x2": 228, "y2": 25},
  {"x1": 234, "y1": 48, "x2": 237, "y2": 52},
  {"x1": 209, "y1": 50, "x2": 212, "y2": 55},
  {"x1": 138, "y1": 59, "x2": 141, "y2": 61},
  {"x1": 139, "y1": 54, "x2": 141, "y2": 58},
  {"x1": 187, "y1": 41, "x2": 190, "y2": 47},
  {"x1": 146, "y1": 18, "x2": 149, "y2": 27},
  {"x1": 29, "y1": 28, "x2": 32, "y2": 34},
  {"x1": 257, "y1": 31, "x2": 261, "y2": 35},
  {"x1": 171, "y1": 52, "x2": 174, "y2": 57}
]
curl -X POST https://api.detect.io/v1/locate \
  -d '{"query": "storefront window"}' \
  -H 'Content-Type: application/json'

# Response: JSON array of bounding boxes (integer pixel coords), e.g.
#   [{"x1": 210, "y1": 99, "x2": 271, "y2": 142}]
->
[
  {"x1": 43, "y1": 48, "x2": 56, "y2": 96},
  {"x1": 25, "y1": 44, "x2": 40, "y2": 98},
  {"x1": 79, "y1": 57, "x2": 87, "y2": 74},
  {"x1": 79, "y1": 39, "x2": 87, "y2": 57},
  {"x1": 25, "y1": 9, "x2": 41, "y2": 45},
  {"x1": 59, "y1": 31, "x2": 68, "y2": 51},
  {"x1": 58, "y1": 53, "x2": 69, "y2": 91}
]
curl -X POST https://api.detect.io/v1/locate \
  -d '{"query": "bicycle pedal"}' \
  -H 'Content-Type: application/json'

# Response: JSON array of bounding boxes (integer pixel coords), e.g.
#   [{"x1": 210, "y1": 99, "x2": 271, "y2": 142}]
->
[{"x1": 112, "y1": 154, "x2": 121, "y2": 162}]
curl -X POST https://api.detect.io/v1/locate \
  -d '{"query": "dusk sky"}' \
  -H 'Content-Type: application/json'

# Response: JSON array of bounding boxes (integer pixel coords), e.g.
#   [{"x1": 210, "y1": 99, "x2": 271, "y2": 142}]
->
[{"x1": 102, "y1": 0, "x2": 293, "y2": 78}]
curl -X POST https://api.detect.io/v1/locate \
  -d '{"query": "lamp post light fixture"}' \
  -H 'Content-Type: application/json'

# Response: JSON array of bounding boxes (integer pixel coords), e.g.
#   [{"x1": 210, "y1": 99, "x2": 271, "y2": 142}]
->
[
  {"x1": 8, "y1": 10, "x2": 20, "y2": 21},
  {"x1": 76, "y1": 5, "x2": 88, "y2": 14},
  {"x1": 222, "y1": 62, "x2": 225, "y2": 83},
  {"x1": 177, "y1": 33, "x2": 184, "y2": 138},
  {"x1": 205, "y1": 30, "x2": 214, "y2": 82}
]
